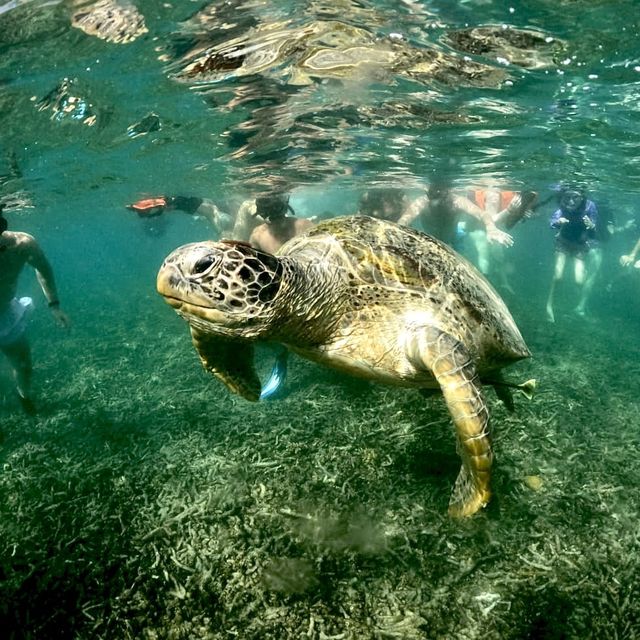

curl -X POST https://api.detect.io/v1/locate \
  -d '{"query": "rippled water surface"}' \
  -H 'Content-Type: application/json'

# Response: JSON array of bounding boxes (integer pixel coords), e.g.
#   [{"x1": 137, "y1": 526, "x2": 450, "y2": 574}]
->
[{"x1": 2, "y1": 0, "x2": 640, "y2": 199}]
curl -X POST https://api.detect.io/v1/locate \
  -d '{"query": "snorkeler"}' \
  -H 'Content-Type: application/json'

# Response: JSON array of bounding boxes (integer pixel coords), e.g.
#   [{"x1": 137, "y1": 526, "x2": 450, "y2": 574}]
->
[
  {"x1": 0, "y1": 205, "x2": 70, "y2": 413},
  {"x1": 398, "y1": 182, "x2": 514, "y2": 249},
  {"x1": 127, "y1": 191, "x2": 313, "y2": 254},
  {"x1": 248, "y1": 192, "x2": 313, "y2": 253},
  {"x1": 127, "y1": 195, "x2": 234, "y2": 237},
  {"x1": 465, "y1": 188, "x2": 539, "y2": 293},
  {"x1": 545, "y1": 186, "x2": 598, "y2": 322},
  {"x1": 357, "y1": 187, "x2": 410, "y2": 223}
]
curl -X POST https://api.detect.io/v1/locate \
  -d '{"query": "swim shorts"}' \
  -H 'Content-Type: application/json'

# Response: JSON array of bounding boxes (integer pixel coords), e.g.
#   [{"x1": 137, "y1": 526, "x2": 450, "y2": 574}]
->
[
  {"x1": 554, "y1": 236, "x2": 590, "y2": 259},
  {"x1": 0, "y1": 297, "x2": 34, "y2": 347}
]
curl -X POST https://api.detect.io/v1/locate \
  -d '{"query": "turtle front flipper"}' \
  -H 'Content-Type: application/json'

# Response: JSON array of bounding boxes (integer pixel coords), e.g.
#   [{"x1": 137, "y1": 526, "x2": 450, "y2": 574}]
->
[
  {"x1": 190, "y1": 327, "x2": 261, "y2": 402},
  {"x1": 412, "y1": 328, "x2": 492, "y2": 517}
]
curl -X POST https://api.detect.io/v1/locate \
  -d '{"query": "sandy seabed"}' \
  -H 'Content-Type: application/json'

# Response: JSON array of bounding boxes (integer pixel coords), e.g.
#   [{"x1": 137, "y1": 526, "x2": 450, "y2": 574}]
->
[{"x1": 1, "y1": 298, "x2": 639, "y2": 640}]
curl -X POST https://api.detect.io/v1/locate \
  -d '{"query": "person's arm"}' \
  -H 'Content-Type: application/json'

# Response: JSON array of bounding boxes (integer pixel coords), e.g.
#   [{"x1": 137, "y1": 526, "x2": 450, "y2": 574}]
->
[
  {"x1": 493, "y1": 191, "x2": 539, "y2": 229},
  {"x1": 230, "y1": 199, "x2": 260, "y2": 241},
  {"x1": 194, "y1": 200, "x2": 233, "y2": 233},
  {"x1": 582, "y1": 201, "x2": 597, "y2": 233},
  {"x1": 248, "y1": 224, "x2": 264, "y2": 249},
  {"x1": 550, "y1": 208, "x2": 567, "y2": 228},
  {"x1": 614, "y1": 217, "x2": 637, "y2": 234},
  {"x1": 25, "y1": 238, "x2": 70, "y2": 327},
  {"x1": 168, "y1": 196, "x2": 234, "y2": 233},
  {"x1": 453, "y1": 194, "x2": 513, "y2": 246},
  {"x1": 620, "y1": 235, "x2": 640, "y2": 267},
  {"x1": 397, "y1": 194, "x2": 428, "y2": 227},
  {"x1": 482, "y1": 190, "x2": 502, "y2": 220}
]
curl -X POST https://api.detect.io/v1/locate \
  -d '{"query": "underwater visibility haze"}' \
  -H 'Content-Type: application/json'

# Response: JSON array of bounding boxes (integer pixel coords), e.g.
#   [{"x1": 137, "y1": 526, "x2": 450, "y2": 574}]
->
[{"x1": 1, "y1": 0, "x2": 640, "y2": 637}]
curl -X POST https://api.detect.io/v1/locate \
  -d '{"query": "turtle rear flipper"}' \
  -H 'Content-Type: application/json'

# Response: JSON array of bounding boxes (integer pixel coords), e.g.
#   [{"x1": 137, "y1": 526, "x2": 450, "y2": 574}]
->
[
  {"x1": 484, "y1": 376, "x2": 537, "y2": 407},
  {"x1": 413, "y1": 328, "x2": 492, "y2": 517},
  {"x1": 483, "y1": 371, "x2": 515, "y2": 411},
  {"x1": 190, "y1": 327, "x2": 261, "y2": 401},
  {"x1": 492, "y1": 383, "x2": 515, "y2": 412}
]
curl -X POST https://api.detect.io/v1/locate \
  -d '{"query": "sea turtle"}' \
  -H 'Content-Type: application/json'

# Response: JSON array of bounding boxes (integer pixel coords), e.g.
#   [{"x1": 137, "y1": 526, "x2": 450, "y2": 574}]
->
[{"x1": 156, "y1": 216, "x2": 531, "y2": 517}]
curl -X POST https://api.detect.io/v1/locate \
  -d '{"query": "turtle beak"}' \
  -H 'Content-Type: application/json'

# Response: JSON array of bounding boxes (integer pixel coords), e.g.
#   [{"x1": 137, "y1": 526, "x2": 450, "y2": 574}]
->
[
  {"x1": 161, "y1": 294, "x2": 183, "y2": 311},
  {"x1": 157, "y1": 261, "x2": 183, "y2": 308},
  {"x1": 157, "y1": 247, "x2": 228, "y2": 315}
]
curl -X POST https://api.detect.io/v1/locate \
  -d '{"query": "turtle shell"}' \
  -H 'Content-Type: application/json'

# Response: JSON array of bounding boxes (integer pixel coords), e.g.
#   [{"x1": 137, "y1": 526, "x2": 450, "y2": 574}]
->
[{"x1": 278, "y1": 215, "x2": 529, "y2": 366}]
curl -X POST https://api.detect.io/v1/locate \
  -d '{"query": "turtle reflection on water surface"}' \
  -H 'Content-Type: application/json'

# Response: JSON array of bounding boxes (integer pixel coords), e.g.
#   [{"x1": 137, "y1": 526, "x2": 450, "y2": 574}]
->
[{"x1": 157, "y1": 216, "x2": 531, "y2": 517}]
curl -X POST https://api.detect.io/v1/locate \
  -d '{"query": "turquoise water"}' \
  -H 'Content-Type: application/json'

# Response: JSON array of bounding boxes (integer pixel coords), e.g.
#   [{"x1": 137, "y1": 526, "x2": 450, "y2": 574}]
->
[{"x1": 1, "y1": 1, "x2": 640, "y2": 638}]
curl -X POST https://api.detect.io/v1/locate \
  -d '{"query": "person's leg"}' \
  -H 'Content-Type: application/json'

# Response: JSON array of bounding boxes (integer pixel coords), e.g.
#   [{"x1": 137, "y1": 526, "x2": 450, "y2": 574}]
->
[
  {"x1": 546, "y1": 251, "x2": 566, "y2": 322},
  {"x1": 468, "y1": 230, "x2": 490, "y2": 275},
  {"x1": 574, "y1": 256, "x2": 586, "y2": 286},
  {"x1": 576, "y1": 248, "x2": 601, "y2": 315},
  {"x1": 491, "y1": 243, "x2": 515, "y2": 294},
  {"x1": 1, "y1": 335, "x2": 35, "y2": 412},
  {"x1": 572, "y1": 256, "x2": 587, "y2": 316}
]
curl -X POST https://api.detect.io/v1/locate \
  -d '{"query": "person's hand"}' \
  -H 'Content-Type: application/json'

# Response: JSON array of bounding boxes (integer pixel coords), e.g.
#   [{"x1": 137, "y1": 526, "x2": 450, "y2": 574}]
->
[
  {"x1": 486, "y1": 226, "x2": 514, "y2": 247},
  {"x1": 620, "y1": 254, "x2": 637, "y2": 267},
  {"x1": 557, "y1": 217, "x2": 570, "y2": 225},
  {"x1": 126, "y1": 197, "x2": 168, "y2": 218},
  {"x1": 51, "y1": 307, "x2": 71, "y2": 329},
  {"x1": 582, "y1": 215, "x2": 595, "y2": 230}
]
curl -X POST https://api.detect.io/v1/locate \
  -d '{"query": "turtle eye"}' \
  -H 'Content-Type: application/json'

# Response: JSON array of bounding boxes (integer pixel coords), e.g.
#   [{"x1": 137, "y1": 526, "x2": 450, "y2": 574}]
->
[{"x1": 192, "y1": 254, "x2": 216, "y2": 275}]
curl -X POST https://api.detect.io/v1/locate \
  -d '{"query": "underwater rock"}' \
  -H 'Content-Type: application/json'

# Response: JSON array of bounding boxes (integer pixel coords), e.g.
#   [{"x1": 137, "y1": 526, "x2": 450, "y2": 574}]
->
[{"x1": 524, "y1": 475, "x2": 544, "y2": 491}]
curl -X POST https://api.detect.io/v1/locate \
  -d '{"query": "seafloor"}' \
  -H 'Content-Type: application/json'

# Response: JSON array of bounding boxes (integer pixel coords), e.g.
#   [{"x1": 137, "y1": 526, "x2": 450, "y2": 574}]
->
[{"x1": 1, "y1": 292, "x2": 639, "y2": 639}]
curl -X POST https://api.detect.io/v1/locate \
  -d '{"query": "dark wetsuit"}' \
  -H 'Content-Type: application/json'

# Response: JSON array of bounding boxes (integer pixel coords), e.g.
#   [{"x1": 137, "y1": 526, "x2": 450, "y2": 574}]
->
[{"x1": 550, "y1": 199, "x2": 598, "y2": 258}]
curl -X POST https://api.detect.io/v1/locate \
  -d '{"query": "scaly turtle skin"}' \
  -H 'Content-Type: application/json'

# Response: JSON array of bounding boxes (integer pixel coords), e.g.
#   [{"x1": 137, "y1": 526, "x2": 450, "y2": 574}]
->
[{"x1": 157, "y1": 216, "x2": 530, "y2": 517}]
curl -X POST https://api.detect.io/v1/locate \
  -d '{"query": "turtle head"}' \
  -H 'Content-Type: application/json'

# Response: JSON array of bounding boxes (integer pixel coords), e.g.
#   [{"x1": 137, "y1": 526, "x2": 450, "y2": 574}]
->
[
  {"x1": 157, "y1": 240, "x2": 283, "y2": 336},
  {"x1": 157, "y1": 240, "x2": 284, "y2": 401}
]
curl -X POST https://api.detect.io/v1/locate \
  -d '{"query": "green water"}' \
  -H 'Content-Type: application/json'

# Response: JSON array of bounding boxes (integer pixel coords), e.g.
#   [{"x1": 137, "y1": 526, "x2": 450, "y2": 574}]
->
[{"x1": 1, "y1": 1, "x2": 640, "y2": 638}]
